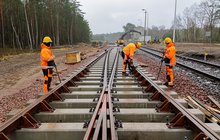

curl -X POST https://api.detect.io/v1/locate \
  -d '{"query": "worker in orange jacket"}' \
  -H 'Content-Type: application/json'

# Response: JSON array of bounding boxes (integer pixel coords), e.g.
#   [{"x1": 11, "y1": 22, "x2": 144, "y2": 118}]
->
[
  {"x1": 121, "y1": 42, "x2": 142, "y2": 76},
  {"x1": 40, "y1": 36, "x2": 55, "y2": 92},
  {"x1": 162, "y1": 37, "x2": 176, "y2": 86}
]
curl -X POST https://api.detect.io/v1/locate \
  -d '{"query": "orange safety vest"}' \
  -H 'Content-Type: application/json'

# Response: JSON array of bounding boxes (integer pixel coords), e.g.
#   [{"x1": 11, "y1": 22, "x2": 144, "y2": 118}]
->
[
  {"x1": 40, "y1": 43, "x2": 54, "y2": 69},
  {"x1": 165, "y1": 42, "x2": 176, "y2": 66},
  {"x1": 123, "y1": 43, "x2": 137, "y2": 59}
]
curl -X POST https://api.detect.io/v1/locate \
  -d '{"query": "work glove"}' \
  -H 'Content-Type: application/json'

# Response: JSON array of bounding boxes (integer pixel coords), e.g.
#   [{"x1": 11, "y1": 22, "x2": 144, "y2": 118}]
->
[
  {"x1": 161, "y1": 56, "x2": 165, "y2": 62},
  {"x1": 164, "y1": 57, "x2": 170, "y2": 64},
  {"x1": 48, "y1": 60, "x2": 56, "y2": 67}
]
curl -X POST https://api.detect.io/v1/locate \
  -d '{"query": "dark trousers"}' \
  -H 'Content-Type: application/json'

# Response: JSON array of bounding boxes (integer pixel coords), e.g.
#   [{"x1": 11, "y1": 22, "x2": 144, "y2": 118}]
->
[
  {"x1": 42, "y1": 68, "x2": 53, "y2": 92},
  {"x1": 121, "y1": 51, "x2": 133, "y2": 72}
]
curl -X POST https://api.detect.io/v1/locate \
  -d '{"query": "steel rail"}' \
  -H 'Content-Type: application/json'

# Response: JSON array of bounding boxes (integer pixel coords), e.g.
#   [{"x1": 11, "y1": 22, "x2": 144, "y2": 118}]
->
[
  {"x1": 0, "y1": 50, "x2": 108, "y2": 140},
  {"x1": 139, "y1": 47, "x2": 220, "y2": 81},
  {"x1": 107, "y1": 48, "x2": 119, "y2": 140},
  {"x1": 92, "y1": 95, "x2": 107, "y2": 140},
  {"x1": 135, "y1": 68, "x2": 220, "y2": 140},
  {"x1": 102, "y1": 95, "x2": 107, "y2": 140},
  {"x1": 83, "y1": 49, "x2": 110, "y2": 140},
  {"x1": 92, "y1": 49, "x2": 111, "y2": 139},
  {"x1": 144, "y1": 47, "x2": 220, "y2": 68},
  {"x1": 83, "y1": 48, "x2": 119, "y2": 140}
]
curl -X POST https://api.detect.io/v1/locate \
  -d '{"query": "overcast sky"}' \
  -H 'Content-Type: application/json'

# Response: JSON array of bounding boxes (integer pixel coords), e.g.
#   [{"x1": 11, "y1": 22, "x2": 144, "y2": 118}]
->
[{"x1": 79, "y1": 0, "x2": 203, "y2": 34}]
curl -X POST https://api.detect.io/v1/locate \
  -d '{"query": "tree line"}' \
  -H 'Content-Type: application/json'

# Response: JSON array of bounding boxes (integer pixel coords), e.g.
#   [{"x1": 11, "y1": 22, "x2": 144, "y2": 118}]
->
[
  {"x1": 149, "y1": 0, "x2": 220, "y2": 43},
  {"x1": 93, "y1": 0, "x2": 220, "y2": 44},
  {"x1": 0, "y1": 0, "x2": 91, "y2": 52},
  {"x1": 174, "y1": 0, "x2": 220, "y2": 43}
]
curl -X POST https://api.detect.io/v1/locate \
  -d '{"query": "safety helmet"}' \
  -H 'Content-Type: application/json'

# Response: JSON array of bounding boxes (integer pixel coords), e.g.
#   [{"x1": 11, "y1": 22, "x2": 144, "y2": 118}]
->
[
  {"x1": 164, "y1": 37, "x2": 172, "y2": 44},
  {"x1": 43, "y1": 36, "x2": 52, "y2": 43},
  {"x1": 136, "y1": 42, "x2": 142, "y2": 48}
]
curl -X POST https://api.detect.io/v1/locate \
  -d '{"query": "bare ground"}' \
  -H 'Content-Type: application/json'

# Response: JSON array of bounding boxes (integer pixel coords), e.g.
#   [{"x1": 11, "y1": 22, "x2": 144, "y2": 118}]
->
[
  {"x1": 0, "y1": 43, "x2": 106, "y2": 123},
  {"x1": 0, "y1": 44, "x2": 99, "y2": 97}
]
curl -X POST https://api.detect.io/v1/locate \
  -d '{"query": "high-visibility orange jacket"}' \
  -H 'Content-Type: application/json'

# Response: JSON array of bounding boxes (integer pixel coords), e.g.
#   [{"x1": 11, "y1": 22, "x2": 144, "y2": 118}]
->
[
  {"x1": 165, "y1": 42, "x2": 176, "y2": 66},
  {"x1": 123, "y1": 43, "x2": 137, "y2": 59},
  {"x1": 40, "y1": 43, "x2": 54, "y2": 69}
]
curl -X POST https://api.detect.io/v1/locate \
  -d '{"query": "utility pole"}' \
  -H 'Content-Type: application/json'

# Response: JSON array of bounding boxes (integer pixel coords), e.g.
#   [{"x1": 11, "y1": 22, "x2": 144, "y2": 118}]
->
[
  {"x1": 147, "y1": 12, "x2": 149, "y2": 36},
  {"x1": 173, "y1": 0, "x2": 177, "y2": 42},
  {"x1": 142, "y1": 9, "x2": 147, "y2": 45}
]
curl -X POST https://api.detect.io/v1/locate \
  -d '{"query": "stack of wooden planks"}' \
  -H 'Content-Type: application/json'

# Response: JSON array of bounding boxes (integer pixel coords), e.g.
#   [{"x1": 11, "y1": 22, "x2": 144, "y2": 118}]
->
[{"x1": 186, "y1": 96, "x2": 220, "y2": 124}]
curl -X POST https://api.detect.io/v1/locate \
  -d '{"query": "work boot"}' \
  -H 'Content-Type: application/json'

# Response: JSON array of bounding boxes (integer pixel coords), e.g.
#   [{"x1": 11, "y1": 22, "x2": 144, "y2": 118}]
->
[
  {"x1": 122, "y1": 72, "x2": 128, "y2": 76},
  {"x1": 168, "y1": 82, "x2": 174, "y2": 87},
  {"x1": 163, "y1": 82, "x2": 168, "y2": 86}
]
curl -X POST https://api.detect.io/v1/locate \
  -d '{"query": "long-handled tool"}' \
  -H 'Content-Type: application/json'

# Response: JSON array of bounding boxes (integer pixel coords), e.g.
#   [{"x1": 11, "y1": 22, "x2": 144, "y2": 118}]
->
[
  {"x1": 54, "y1": 64, "x2": 62, "y2": 83},
  {"x1": 157, "y1": 51, "x2": 166, "y2": 80},
  {"x1": 156, "y1": 60, "x2": 163, "y2": 80}
]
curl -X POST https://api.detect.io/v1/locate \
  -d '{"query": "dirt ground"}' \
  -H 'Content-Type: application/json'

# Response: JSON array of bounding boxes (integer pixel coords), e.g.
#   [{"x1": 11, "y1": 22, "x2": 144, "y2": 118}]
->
[
  {"x1": 0, "y1": 43, "x2": 102, "y2": 98},
  {"x1": 148, "y1": 43, "x2": 220, "y2": 63},
  {"x1": 0, "y1": 43, "x2": 109, "y2": 123}
]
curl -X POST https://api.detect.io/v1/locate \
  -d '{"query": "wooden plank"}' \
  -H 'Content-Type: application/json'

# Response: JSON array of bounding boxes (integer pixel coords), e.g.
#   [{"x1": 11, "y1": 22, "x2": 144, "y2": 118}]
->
[
  {"x1": 191, "y1": 97, "x2": 213, "y2": 117},
  {"x1": 187, "y1": 96, "x2": 212, "y2": 118},
  {"x1": 206, "y1": 106, "x2": 220, "y2": 114},
  {"x1": 208, "y1": 96, "x2": 220, "y2": 109},
  {"x1": 187, "y1": 96, "x2": 220, "y2": 123}
]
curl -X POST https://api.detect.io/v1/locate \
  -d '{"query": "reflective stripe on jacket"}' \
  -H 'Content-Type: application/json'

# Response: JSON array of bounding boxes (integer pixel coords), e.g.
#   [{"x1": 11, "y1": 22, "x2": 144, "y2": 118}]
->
[
  {"x1": 165, "y1": 43, "x2": 176, "y2": 66},
  {"x1": 41, "y1": 66, "x2": 54, "y2": 69},
  {"x1": 123, "y1": 43, "x2": 137, "y2": 59},
  {"x1": 40, "y1": 43, "x2": 54, "y2": 69}
]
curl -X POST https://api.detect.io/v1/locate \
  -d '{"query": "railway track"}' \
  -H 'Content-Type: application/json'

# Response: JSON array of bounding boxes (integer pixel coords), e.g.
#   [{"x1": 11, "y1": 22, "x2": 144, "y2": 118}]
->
[
  {"x1": 139, "y1": 47, "x2": 220, "y2": 81},
  {"x1": 0, "y1": 47, "x2": 220, "y2": 140}
]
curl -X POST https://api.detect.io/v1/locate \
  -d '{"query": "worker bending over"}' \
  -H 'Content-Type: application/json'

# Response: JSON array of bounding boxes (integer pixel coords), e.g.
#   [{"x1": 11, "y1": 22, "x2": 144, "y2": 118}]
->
[
  {"x1": 40, "y1": 36, "x2": 56, "y2": 92},
  {"x1": 162, "y1": 37, "x2": 176, "y2": 86},
  {"x1": 121, "y1": 42, "x2": 142, "y2": 76}
]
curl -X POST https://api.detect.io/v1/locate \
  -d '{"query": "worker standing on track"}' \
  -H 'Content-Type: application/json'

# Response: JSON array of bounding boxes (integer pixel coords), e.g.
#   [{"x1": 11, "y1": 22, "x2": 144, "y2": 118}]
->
[
  {"x1": 121, "y1": 42, "x2": 142, "y2": 76},
  {"x1": 40, "y1": 36, "x2": 56, "y2": 93},
  {"x1": 162, "y1": 37, "x2": 176, "y2": 87}
]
